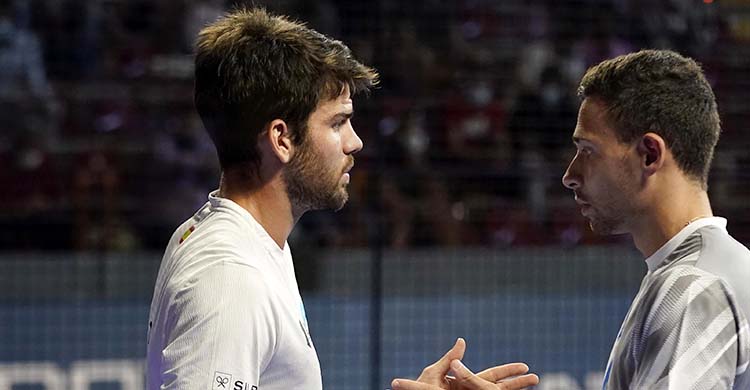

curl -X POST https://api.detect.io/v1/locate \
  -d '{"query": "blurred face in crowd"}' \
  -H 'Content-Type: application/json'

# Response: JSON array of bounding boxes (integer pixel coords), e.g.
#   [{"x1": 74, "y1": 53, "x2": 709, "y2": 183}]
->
[
  {"x1": 562, "y1": 98, "x2": 642, "y2": 235},
  {"x1": 284, "y1": 84, "x2": 363, "y2": 211}
]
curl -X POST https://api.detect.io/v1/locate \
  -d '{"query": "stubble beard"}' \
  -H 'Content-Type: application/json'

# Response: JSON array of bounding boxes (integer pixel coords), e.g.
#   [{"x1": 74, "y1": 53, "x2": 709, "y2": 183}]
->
[
  {"x1": 588, "y1": 207, "x2": 628, "y2": 235},
  {"x1": 283, "y1": 141, "x2": 350, "y2": 213},
  {"x1": 587, "y1": 164, "x2": 637, "y2": 236}
]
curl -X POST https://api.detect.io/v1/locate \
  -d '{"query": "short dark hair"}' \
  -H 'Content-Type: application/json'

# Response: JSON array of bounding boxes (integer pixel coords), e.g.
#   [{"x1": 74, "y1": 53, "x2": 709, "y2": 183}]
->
[
  {"x1": 578, "y1": 49, "x2": 720, "y2": 187},
  {"x1": 194, "y1": 7, "x2": 378, "y2": 172}
]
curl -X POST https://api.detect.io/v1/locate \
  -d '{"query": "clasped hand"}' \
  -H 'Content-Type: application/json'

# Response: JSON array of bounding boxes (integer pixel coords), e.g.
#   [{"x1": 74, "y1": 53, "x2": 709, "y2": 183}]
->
[{"x1": 391, "y1": 339, "x2": 539, "y2": 390}]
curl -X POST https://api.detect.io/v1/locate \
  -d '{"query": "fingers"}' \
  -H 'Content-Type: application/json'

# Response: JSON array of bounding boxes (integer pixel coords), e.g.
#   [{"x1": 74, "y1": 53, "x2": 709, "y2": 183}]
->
[
  {"x1": 392, "y1": 378, "x2": 440, "y2": 390},
  {"x1": 437, "y1": 338, "x2": 466, "y2": 370},
  {"x1": 450, "y1": 360, "x2": 539, "y2": 390},
  {"x1": 418, "y1": 338, "x2": 466, "y2": 381},
  {"x1": 449, "y1": 359, "x2": 491, "y2": 389},
  {"x1": 475, "y1": 363, "x2": 539, "y2": 389},
  {"x1": 498, "y1": 374, "x2": 539, "y2": 390},
  {"x1": 475, "y1": 363, "x2": 530, "y2": 383}
]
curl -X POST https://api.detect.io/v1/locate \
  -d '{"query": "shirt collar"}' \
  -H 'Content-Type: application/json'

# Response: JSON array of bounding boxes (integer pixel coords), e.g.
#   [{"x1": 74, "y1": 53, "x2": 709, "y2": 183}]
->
[
  {"x1": 644, "y1": 216, "x2": 727, "y2": 272},
  {"x1": 207, "y1": 190, "x2": 289, "y2": 255}
]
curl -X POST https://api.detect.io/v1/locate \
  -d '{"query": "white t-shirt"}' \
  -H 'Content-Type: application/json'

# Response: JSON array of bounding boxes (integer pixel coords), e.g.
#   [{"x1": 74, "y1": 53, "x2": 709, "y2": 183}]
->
[{"x1": 146, "y1": 191, "x2": 322, "y2": 390}]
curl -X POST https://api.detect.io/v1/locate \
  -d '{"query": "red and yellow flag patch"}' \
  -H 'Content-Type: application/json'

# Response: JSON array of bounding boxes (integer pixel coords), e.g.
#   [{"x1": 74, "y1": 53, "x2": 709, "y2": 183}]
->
[{"x1": 179, "y1": 225, "x2": 196, "y2": 244}]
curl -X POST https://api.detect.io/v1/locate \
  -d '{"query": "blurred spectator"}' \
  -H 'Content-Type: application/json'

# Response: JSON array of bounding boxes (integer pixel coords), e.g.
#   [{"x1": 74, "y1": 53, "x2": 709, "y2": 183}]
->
[
  {"x1": 33, "y1": 0, "x2": 99, "y2": 80},
  {"x1": 631, "y1": 0, "x2": 719, "y2": 58},
  {"x1": 0, "y1": 0, "x2": 57, "y2": 137},
  {"x1": 72, "y1": 150, "x2": 138, "y2": 251},
  {"x1": 507, "y1": 65, "x2": 578, "y2": 225},
  {"x1": 96, "y1": 0, "x2": 166, "y2": 79},
  {"x1": 0, "y1": 2, "x2": 50, "y2": 98},
  {"x1": 571, "y1": 13, "x2": 633, "y2": 68},
  {"x1": 0, "y1": 132, "x2": 61, "y2": 214},
  {"x1": 0, "y1": 132, "x2": 66, "y2": 249},
  {"x1": 374, "y1": 105, "x2": 464, "y2": 247},
  {"x1": 378, "y1": 21, "x2": 443, "y2": 98},
  {"x1": 149, "y1": 114, "x2": 219, "y2": 227},
  {"x1": 486, "y1": 199, "x2": 544, "y2": 246},
  {"x1": 443, "y1": 73, "x2": 509, "y2": 171},
  {"x1": 508, "y1": 66, "x2": 577, "y2": 160}
]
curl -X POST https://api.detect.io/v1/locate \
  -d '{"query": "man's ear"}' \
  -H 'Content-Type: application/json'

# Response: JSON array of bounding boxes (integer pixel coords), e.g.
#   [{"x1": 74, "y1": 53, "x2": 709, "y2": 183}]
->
[
  {"x1": 261, "y1": 119, "x2": 294, "y2": 164},
  {"x1": 637, "y1": 132, "x2": 666, "y2": 176}
]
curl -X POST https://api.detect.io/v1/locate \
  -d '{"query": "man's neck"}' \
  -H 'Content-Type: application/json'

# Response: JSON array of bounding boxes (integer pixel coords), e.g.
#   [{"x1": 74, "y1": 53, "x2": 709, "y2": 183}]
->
[
  {"x1": 218, "y1": 172, "x2": 297, "y2": 249},
  {"x1": 630, "y1": 188, "x2": 712, "y2": 258}
]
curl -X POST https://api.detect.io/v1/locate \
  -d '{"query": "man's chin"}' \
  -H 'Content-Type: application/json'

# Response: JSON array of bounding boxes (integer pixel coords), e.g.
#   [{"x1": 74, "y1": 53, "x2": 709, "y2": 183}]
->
[
  {"x1": 588, "y1": 219, "x2": 627, "y2": 236},
  {"x1": 308, "y1": 190, "x2": 348, "y2": 212},
  {"x1": 331, "y1": 191, "x2": 349, "y2": 212}
]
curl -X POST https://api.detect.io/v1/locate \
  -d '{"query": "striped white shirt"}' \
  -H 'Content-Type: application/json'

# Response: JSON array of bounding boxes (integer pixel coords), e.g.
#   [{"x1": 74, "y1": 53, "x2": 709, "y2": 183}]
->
[{"x1": 603, "y1": 217, "x2": 750, "y2": 390}]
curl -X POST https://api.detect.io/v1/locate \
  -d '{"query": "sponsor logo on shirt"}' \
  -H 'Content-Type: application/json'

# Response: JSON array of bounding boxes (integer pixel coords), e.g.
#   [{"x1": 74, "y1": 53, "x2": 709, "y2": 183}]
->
[
  {"x1": 213, "y1": 371, "x2": 232, "y2": 389},
  {"x1": 213, "y1": 371, "x2": 258, "y2": 390},
  {"x1": 232, "y1": 381, "x2": 258, "y2": 390}
]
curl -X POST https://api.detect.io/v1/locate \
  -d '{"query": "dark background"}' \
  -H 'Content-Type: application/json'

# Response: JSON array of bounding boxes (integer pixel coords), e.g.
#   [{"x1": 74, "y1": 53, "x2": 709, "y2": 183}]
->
[{"x1": 1, "y1": 0, "x2": 748, "y2": 389}]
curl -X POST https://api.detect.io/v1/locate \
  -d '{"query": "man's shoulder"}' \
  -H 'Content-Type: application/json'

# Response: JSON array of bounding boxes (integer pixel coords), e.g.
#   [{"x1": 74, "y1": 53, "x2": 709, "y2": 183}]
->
[
  {"x1": 653, "y1": 225, "x2": 750, "y2": 299},
  {"x1": 641, "y1": 262, "x2": 731, "y2": 323},
  {"x1": 651, "y1": 254, "x2": 720, "y2": 291},
  {"x1": 156, "y1": 249, "x2": 274, "y2": 312},
  {"x1": 694, "y1": 225, "x2": 750, "y2": 272},
  {"x1": 166, "y1": 206, "x2": 267, "y2": 262},
  {"x1": 168, "y1": 199, "x2": 261, "y2": 246},
  {"x1": 157, "y1": 215, "x2": 271, "y2": 292},
  {"x1": 693, "y1": 225, "x2": 750, "y2": 320}
]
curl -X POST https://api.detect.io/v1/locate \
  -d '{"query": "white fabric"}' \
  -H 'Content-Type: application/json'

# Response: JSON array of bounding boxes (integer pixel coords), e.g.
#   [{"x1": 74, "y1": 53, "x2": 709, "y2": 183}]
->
[
  {"x1": 146, "y1": 191, "x2": 321, "y2": 390},
  {"x1": 644, "y1": 217, "x2": 726, "y2": 272}
]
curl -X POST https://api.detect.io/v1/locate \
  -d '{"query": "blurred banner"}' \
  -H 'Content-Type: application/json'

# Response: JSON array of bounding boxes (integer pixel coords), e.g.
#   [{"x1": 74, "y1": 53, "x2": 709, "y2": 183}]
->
[{"x1": 1, "y1": 247, "x2": 644, "y2": 390}]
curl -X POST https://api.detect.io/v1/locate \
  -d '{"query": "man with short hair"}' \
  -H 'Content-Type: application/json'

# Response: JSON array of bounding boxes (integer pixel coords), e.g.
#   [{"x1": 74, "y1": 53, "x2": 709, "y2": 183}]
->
[
  {"x1": 563, "y1": 49, "x2": 750, "y2": 389},
  {"x1": 145, "y1": 7, "x2": 535, "y2": 390},
  {"x1": 392, "y1": 49, "x2": 750, "y2": 390},
  {"x1": 145, "y1": 8, "x2": 377, "y2": 389}
]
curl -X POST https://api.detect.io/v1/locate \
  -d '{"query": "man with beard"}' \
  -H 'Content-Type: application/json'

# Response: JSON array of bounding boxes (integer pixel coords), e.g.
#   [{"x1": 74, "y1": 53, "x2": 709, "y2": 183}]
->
[
  {"x1": 145, "y1": 7, "x2": 536, "y2": 390},
  {"x1": 144, "y1": 8, "x2": 376, "y2": 389},
  {"x1": 562, "y1": 50, "x2": 750, "y2": 389}
]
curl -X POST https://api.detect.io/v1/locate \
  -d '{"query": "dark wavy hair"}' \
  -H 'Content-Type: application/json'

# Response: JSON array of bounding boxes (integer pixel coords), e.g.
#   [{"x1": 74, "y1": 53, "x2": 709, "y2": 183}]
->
[{"x1": 194, "y1": 7, "x2": 378, "y2": 172}]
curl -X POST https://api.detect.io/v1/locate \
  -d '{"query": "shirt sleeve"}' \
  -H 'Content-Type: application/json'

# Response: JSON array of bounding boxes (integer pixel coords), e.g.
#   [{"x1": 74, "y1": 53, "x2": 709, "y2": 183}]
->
[
  {"x1": 632, "y1": 272, "x2": 744, "y2": 389},
  {"x1": 158, "y1": 262, "x2": 277, "y2": 389}
]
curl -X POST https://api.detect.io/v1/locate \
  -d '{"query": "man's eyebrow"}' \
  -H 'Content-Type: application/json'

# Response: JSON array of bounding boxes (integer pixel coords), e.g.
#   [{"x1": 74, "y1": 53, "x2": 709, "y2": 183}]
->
[{"x1": 331, "y1": 111, "x2": 354, "y2": 121}]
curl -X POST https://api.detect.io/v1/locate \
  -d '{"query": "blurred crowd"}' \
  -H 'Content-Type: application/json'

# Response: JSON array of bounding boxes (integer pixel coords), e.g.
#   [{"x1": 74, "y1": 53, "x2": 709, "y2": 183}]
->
[{"x1": 2, "y1": 0, "x2": 749, "y2": 251}]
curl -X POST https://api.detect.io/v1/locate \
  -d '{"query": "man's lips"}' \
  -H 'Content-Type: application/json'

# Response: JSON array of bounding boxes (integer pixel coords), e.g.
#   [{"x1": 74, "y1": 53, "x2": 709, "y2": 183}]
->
[
  {"x1": 573, "y1": 194, "x2": 589, "y2": 206},
  {"x1": 342, "y1": 161, "x2": 354, "y2": 183},
  {"x1": 573, "y1": 195, "x2": 591, "y2": 215},
  {"x1": 344, "y1": 159, "x2": 354, "y2": 174}
]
